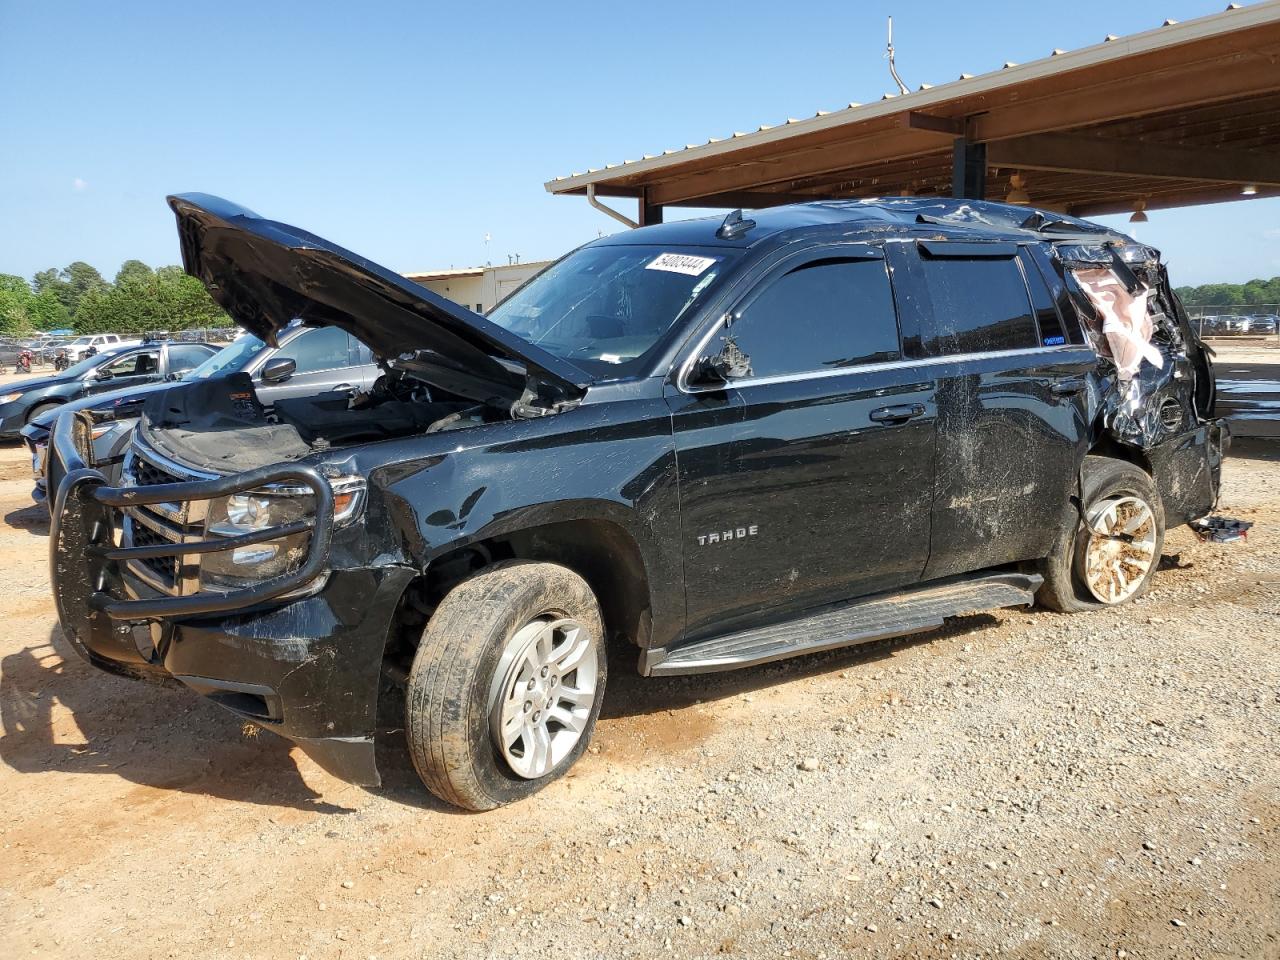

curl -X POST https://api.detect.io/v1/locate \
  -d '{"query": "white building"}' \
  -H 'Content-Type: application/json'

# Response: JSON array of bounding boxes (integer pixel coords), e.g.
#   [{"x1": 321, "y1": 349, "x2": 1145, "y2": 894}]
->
[{"x1": 405, "y1": 260, "x2": 552, "y2": 314}]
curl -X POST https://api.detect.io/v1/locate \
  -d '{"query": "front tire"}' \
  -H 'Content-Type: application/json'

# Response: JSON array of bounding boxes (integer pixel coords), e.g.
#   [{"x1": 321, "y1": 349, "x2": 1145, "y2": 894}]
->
[
  {"x1": 26, "y1": 401, "x2": 62, "y2": 425},
  {"x1": 1037, "y1": 456, "x2": 1165, "y2": 613},
  {"x1": 405, "y1": 561, "x2": 606, "y2": 811}
]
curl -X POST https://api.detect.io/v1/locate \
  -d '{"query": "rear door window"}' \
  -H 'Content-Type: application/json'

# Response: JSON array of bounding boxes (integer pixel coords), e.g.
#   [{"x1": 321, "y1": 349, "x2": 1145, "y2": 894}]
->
[
  {"x1": 724, "y1": 255, "x2": 901, "y2": 379},
  {"x1": 915, "y1": 248, "x2": 1039, "y2": 356}
]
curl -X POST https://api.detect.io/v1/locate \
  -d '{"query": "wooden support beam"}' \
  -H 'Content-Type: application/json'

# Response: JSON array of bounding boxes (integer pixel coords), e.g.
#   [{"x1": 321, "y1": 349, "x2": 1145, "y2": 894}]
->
[
  {"x1": 952, "y1": 139, "x2": 987, "y2": 199},
  {"x1": 1068, "y1": 184, "x2": 1280, "y2": 217},
  {"x1": 639, "y1": 189, "x2": 663, "y2": 226},
  {"x1": 663, "y1": 190, "x2": 818, "y2": 209},
  {"x1": 900, "y1": 111, "x2": 965, "y2": 136},
  {"x1": 987, "y1": 131, "x2": 1280, "y2": 186},
  {"x1": 644, "y1": 130, "x2": 945, "y2": 206},
  {"x1": 969, "y1": 43, "x2": 1280, "y2": 142}
]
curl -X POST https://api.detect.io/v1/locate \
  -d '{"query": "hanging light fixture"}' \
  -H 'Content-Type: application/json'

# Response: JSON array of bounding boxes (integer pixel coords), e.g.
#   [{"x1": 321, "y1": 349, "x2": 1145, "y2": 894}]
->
[
  {"x1": 1004, "y1": 172, "x2": 1031, "y2": 205},
  {"x1": 1129, "y1": 199, "x2": 1149, "y2": 223}
]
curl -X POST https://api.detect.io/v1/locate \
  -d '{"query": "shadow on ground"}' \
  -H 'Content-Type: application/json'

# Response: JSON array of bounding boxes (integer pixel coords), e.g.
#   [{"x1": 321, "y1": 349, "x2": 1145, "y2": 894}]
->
[
  {"x1": 4, "y1": 502, "x2": 49, "y2": 536},
  {"x1": 0, "y1": 625, "x2": 356, "y2": 814},
  {"x1": 1227, "y1": 437, "x2": 1280, "y2": 464}
]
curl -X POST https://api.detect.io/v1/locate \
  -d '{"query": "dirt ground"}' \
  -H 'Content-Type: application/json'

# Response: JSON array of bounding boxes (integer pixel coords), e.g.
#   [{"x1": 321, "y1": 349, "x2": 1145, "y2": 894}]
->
[{"x1": 1, "y1": 359, "x2": 1277, "y2": 959}]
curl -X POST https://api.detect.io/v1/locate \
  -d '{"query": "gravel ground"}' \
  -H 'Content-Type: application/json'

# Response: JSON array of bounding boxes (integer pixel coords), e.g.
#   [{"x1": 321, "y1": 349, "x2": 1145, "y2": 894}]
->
[{"x1": 0, "y1": 401, "x2": 1276, "y2": 959}]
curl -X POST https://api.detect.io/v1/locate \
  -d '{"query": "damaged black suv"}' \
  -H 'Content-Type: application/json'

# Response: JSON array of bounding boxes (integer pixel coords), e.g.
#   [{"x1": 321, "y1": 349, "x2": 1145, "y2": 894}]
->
[{"x1": 50, "y1": 194, "x2": 1223, "y2": 810}]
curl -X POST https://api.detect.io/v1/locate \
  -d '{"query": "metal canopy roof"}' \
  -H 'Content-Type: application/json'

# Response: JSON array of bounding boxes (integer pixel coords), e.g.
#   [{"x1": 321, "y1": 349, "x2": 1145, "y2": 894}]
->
[{"x1": 546, "y1": 2, "x2": 1280, "y2": 219}]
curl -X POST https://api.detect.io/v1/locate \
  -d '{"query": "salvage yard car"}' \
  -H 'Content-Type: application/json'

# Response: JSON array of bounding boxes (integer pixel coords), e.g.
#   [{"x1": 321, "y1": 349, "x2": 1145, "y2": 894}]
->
[
  {"x1": 23, "y1": 324, "x2": 379, "y2": 510},
  {"x1": 50, "y1": 194, "x2": 1224, "y2": 810},
  {"x1": 0, "y1": 338, "x2": 216, "y2": 440}
]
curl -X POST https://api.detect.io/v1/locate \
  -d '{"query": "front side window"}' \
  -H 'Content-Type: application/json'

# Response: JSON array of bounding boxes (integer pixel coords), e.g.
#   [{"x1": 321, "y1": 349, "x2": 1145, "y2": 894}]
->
[
  {"x1": 278, "y1": 327, "x2": 351, "y2": 374},
  {"x1": 916, "y1": 253, "x2": 1038, "y2": 355},
  {"x1": 487, "y1": 244, "x2": 742, "y2": 377},
  {"x1": 103, "y1": 350, "x2": 159, "y2": 377},
  {"x1": 722, "y1": 257, "x2": 901, "y2": 380},
  {"x1": 187, "y1": 333, "x2": 266, "y2": 380}
]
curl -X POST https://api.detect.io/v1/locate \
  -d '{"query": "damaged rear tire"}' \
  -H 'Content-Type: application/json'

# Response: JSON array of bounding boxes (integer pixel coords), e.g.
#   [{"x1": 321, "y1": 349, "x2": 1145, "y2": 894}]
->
[
  {"x1": 1037, "y1": 456, "x2": 1165, "y2": 613},
  {"x1": 405, "y1": 561, "x2": 606, "y2": 811}
]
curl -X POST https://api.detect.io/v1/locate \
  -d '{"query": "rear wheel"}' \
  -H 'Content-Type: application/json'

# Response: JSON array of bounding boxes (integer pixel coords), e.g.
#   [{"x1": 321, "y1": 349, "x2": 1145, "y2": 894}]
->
[
  {"x1": 405, "y1": 561, "x2": 606, "y2": 811},
  {"x1": 1037, "y1": 456, "x2": 1165, "y2": 613}
]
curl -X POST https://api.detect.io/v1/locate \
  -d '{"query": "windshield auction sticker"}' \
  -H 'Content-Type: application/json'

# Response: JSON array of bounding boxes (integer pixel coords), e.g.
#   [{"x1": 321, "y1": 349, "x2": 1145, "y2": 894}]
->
[{"x1": 646, "y1": 252, "x2": 718, "y2": 276}]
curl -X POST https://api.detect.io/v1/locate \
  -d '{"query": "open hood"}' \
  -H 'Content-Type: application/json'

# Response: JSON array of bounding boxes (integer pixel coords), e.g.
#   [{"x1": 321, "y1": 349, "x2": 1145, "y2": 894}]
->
[{"x1": 168, "y1": 193, "x2": 590, "y2": 408}]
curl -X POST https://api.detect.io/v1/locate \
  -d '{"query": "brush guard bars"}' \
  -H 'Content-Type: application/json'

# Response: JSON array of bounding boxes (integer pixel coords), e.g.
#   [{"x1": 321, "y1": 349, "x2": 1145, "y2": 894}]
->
[{"x1": 49, "y1": 411, "x2": 336, "y2": 674}]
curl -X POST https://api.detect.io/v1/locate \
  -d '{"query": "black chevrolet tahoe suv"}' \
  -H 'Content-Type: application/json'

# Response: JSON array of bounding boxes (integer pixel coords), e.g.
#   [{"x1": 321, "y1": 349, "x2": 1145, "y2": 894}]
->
[{"x1": 50, "y1": 194, "x2": 1223, "y2": 810}]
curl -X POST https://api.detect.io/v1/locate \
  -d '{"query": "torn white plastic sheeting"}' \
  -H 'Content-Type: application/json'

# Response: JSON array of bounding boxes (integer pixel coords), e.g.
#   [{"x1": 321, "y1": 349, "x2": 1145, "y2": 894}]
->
[{"x1": 1073, "y1": 268, "x2": 1164, "y2": 379}]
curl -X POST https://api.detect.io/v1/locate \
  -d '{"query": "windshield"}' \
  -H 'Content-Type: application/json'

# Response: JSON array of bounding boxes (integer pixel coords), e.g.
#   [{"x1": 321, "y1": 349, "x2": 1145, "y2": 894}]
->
[
  {"x1": 185, "y1": 332, "x2": 265, "y2": 380},
  {"x1": 486, "y1": 244, "x2": 741, "y2": 377}
]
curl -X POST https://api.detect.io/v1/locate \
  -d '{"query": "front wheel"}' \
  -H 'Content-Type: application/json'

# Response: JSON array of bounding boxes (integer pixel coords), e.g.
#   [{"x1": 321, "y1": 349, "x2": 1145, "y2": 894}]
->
[
  {"x1": 405, "y1": 561, "x2": 606, "y2": 811},
  {"x1": 1037, "y1": 456, "x2": 1165, "y2": 613}
]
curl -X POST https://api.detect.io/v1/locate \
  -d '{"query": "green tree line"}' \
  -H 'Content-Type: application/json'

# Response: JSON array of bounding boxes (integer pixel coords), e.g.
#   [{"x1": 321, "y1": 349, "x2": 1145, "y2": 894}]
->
[
  {"x1": 1175, "y1": 276, "x2": 1280, "y2": 307},
  {"x1": 0, "y1": 260, "x2": 229, "y2": 335}
]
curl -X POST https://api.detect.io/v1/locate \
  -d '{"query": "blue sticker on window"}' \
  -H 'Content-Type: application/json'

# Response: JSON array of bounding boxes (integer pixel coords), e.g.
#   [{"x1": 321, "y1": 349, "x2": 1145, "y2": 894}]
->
[{"x1": 1042, "y1": 335, "x2": 1066, "y2": 346}]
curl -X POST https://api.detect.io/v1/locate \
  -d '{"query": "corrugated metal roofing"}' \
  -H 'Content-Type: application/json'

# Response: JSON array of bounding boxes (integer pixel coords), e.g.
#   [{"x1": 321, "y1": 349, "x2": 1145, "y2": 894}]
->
[{"x1": 545, "y1": 2, "x2": 1275, "y2": 196}]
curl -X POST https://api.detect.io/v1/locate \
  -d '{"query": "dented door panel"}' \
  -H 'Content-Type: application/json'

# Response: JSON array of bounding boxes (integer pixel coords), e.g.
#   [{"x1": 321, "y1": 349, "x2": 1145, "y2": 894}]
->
[{"x1": 922, "y1": 348, "x2": 1095, "y2": 579}]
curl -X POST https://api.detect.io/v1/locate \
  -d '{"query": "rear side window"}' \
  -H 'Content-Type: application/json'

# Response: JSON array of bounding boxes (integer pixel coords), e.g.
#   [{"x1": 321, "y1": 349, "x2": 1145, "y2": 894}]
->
[
  {"x1": 916, "y1": 253, "x2": 1038, "y2": 356},
  {"x1": 726, "y1": 257, "x2": 900, "y2": 379},
  {"x1": 1019, "y1": 249, "x2": 1069, "y2": 346}
]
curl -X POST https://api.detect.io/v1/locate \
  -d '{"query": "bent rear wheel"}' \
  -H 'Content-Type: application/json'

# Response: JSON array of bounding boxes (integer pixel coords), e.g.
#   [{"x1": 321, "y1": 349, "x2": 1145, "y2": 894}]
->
[
  {"x1": 1037, "y1": 456, "x2": 1165, "y2": 613},
  {"x1": 1081, "y1": 495, "x2": 1158, "y2": 603},
  {"x1": 405, "y1": 561, "x2": 606, "y2": 811}
]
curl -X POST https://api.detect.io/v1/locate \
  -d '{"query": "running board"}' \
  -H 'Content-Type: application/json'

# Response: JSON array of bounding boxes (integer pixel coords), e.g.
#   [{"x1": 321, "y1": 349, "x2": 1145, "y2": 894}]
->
[{"x1": 642, "y1": 572, "x2": 1041, "y2": 676}]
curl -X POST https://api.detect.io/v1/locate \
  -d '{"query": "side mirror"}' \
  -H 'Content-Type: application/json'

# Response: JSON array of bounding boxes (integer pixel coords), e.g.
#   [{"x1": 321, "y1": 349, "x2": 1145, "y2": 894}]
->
[
  {"x1": 260, "y1": 357, "x2": 296, "y2": 383},
  {"x1": 689, "y1": 336, "x2": 752, "y2": 385},
  {"x1": 94, "y1": 367, "x2": 113, "y2": 381}
]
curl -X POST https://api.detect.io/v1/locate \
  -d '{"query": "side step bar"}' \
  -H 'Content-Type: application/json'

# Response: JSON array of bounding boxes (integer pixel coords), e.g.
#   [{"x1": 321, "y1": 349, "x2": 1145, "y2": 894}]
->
[{"x1": 642, "y1": 571, "x2": 1041, "y2": 676}]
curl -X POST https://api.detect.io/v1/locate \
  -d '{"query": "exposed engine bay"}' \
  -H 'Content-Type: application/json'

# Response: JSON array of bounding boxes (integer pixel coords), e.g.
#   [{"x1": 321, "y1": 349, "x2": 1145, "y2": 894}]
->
[{"x1": 137, "y1": 369, "x2": 491, "y2": 473}]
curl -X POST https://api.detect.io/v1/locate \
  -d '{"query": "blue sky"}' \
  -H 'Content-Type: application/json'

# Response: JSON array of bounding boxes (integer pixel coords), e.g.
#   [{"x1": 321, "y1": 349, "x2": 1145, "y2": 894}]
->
[{"x1": 2, "y1": 0, "x2": 1276, "y2": 287}]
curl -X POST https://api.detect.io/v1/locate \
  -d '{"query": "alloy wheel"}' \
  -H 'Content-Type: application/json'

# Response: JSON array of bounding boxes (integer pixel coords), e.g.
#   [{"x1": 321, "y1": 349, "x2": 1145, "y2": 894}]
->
[{"x1": 488, "y1": 616, "x2": 599, "y2": 780}]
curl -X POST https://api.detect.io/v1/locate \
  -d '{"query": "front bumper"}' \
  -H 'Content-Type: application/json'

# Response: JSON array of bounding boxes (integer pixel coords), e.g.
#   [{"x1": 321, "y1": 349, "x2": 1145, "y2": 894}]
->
[
  {"x1": 0, "y1": 406, "x2": 30, "y2": 439},
  {"x1": 48, "y1": 413, "x2": 412, "y2": 786}
]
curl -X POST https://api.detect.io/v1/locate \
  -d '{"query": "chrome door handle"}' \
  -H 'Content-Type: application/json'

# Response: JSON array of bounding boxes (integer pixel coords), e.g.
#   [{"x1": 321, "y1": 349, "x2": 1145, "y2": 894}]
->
[
  {"x1": 333, "y1": 383, "x2": 353, "y2": 391},
  {"x1": 869, "y1": 403, "x2": 926, "y2": 424}
]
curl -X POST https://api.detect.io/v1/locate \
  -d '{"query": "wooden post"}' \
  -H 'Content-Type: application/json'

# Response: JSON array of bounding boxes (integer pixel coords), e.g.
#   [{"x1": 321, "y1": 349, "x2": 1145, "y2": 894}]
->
[{"x1": 952, "y1": 138, "x2": 987, "y2": 200}]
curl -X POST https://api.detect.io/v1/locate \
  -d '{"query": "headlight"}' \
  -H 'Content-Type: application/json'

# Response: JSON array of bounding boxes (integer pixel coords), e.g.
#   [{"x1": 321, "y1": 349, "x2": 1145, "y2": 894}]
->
[
  {"x1": 198, "y1": 475, "x2": 365, "y2": 591},
  {"x1": 0, "y1": 392, "x2": 23, "y2": 404}
]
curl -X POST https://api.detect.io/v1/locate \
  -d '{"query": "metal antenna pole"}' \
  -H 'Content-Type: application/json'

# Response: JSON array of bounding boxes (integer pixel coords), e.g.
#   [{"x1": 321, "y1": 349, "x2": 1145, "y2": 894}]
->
[{"x1": 886, "y1": 17, "x2": 909, "y2": 96}]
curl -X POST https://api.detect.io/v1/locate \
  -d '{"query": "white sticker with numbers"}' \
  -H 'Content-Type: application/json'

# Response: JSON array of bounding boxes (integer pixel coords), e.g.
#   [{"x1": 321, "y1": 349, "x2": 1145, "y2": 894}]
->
[{"x1": 645, "y1": 252, "x2": 717, "y2": 276}]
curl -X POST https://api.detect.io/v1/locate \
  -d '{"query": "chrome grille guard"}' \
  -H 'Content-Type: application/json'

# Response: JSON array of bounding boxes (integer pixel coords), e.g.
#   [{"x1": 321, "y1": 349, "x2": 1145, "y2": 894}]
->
[{"x1": 50, "y1": 411, "x2": 336, "y2": 628}]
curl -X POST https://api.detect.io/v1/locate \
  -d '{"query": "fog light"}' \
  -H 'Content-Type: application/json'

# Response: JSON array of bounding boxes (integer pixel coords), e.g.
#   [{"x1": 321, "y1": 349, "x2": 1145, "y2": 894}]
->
[{"x1": 233, "y1": 544, "x2": 279, "y2": 565}]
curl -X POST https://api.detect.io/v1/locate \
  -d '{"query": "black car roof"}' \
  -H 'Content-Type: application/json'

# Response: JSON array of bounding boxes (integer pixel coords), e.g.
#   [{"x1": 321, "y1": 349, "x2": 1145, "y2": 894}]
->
[{"x1": 590, "y1": 197, "x2": 1132, "y2": 249}]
